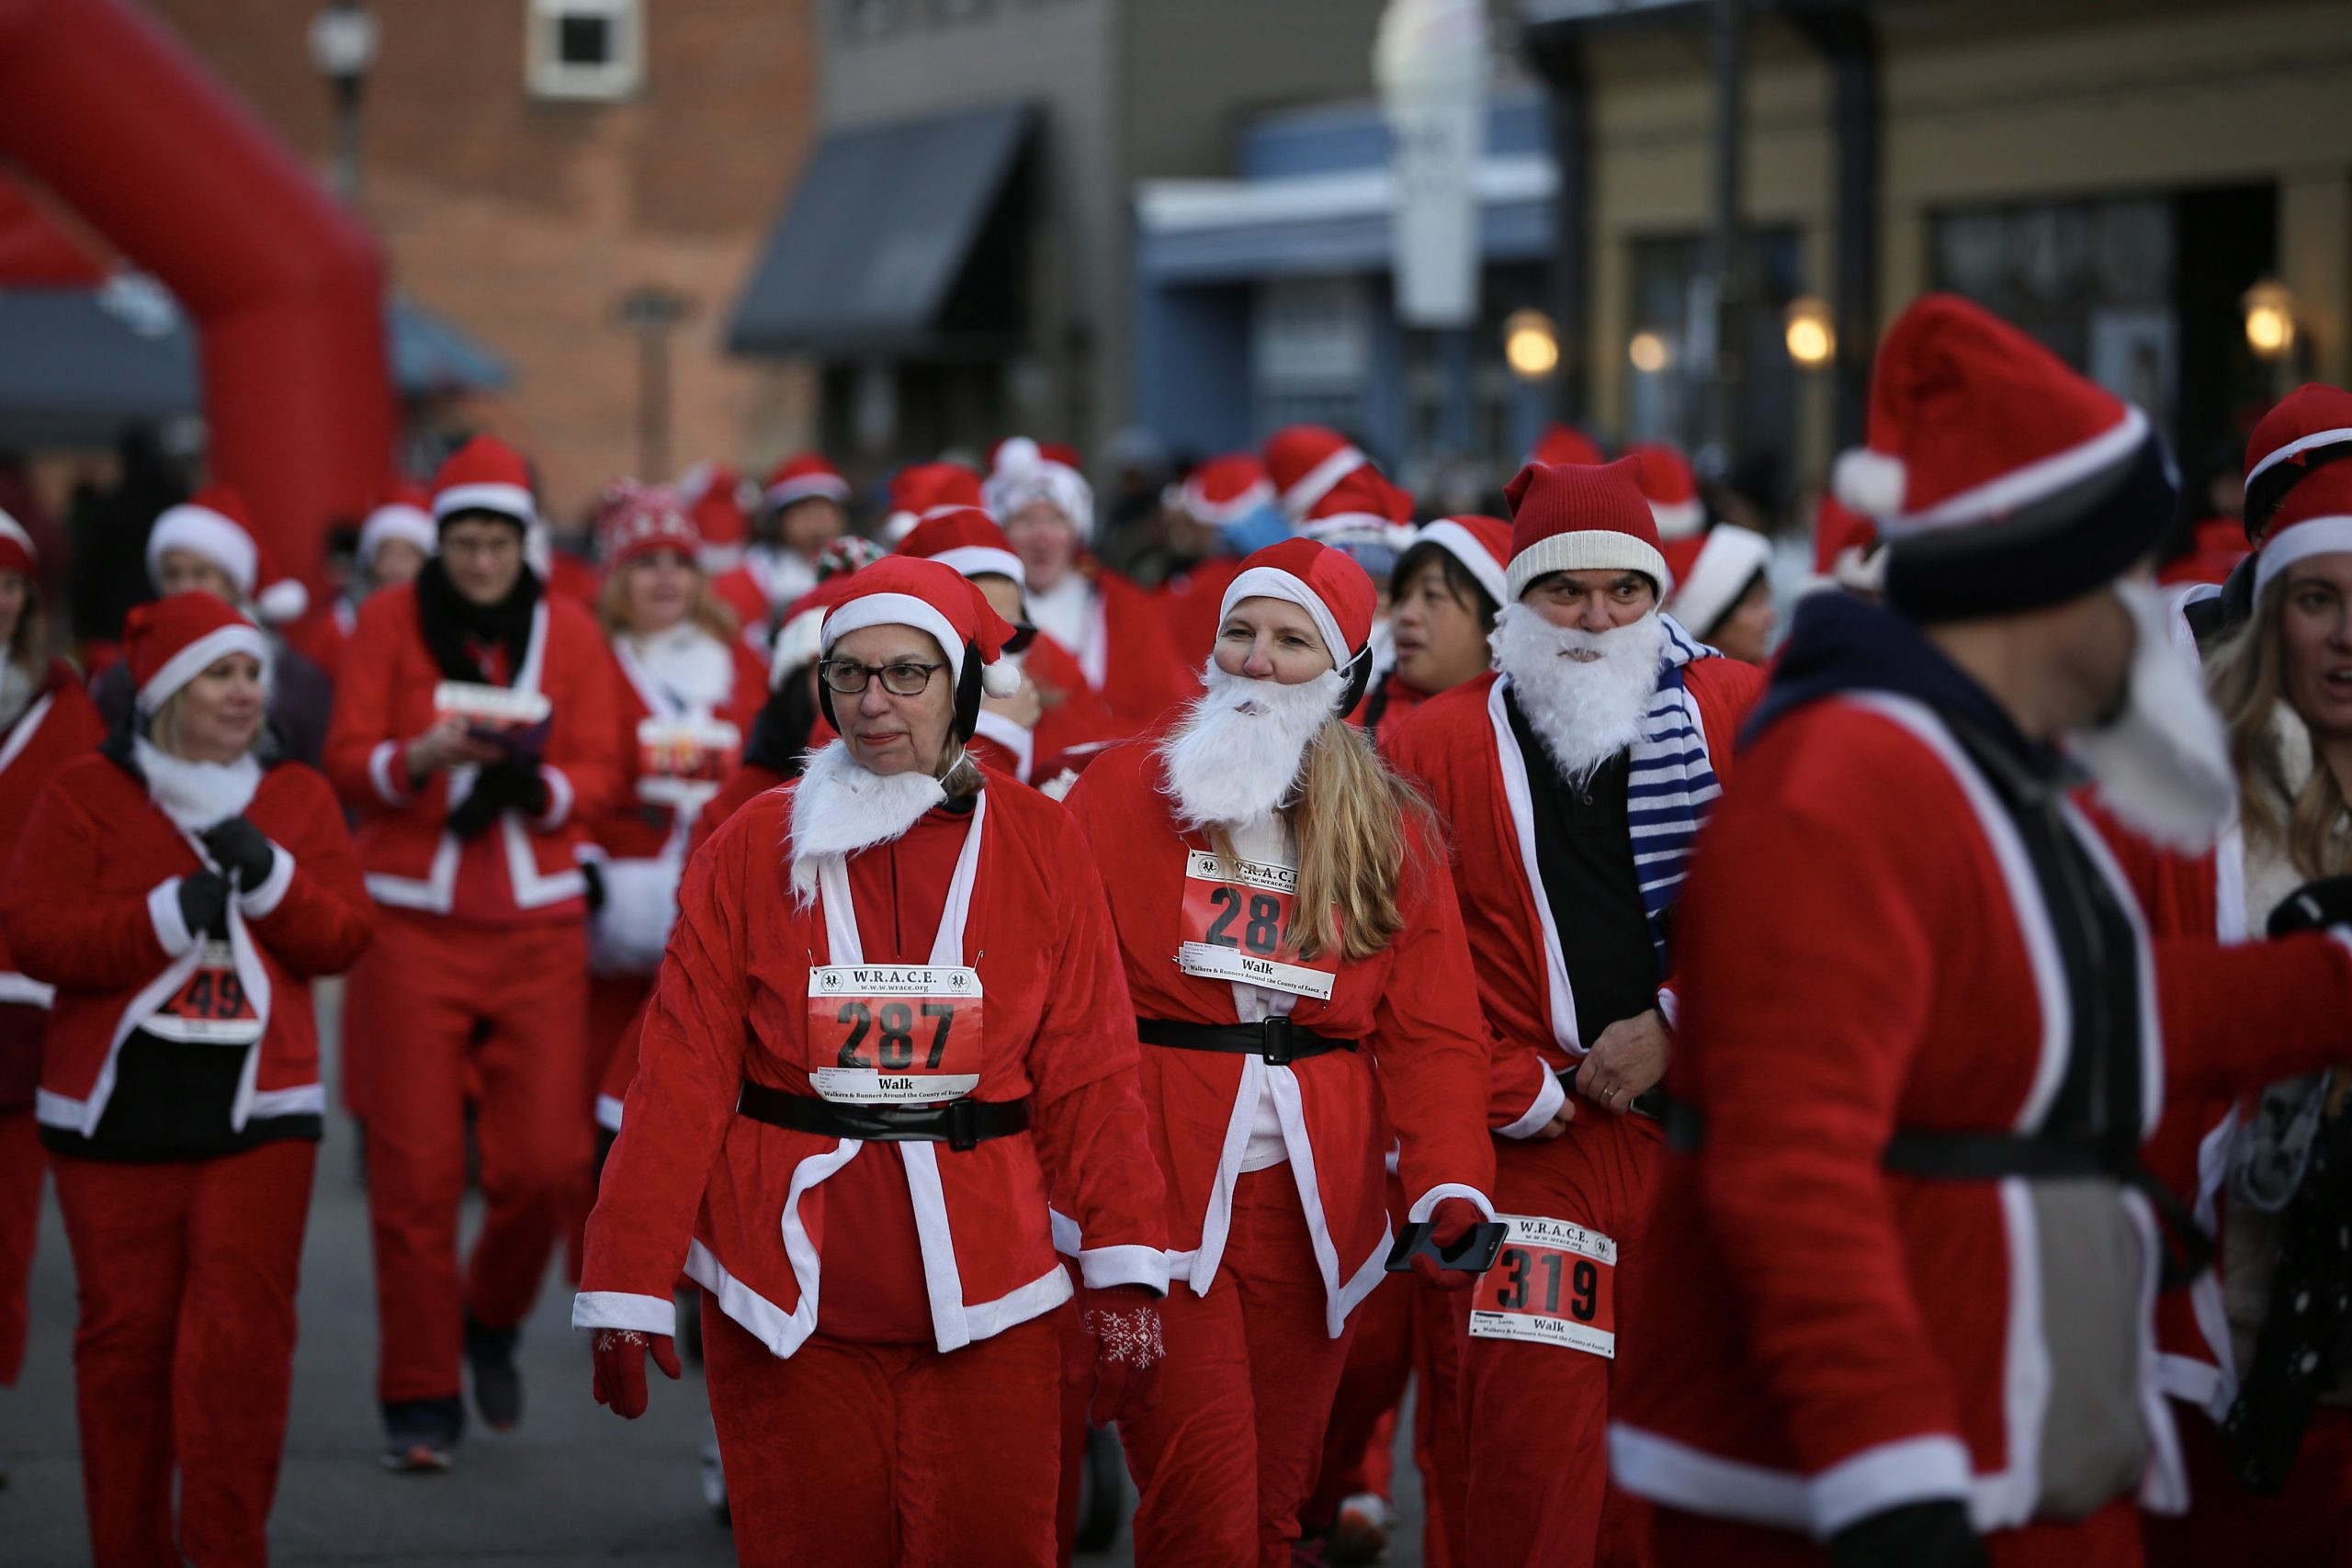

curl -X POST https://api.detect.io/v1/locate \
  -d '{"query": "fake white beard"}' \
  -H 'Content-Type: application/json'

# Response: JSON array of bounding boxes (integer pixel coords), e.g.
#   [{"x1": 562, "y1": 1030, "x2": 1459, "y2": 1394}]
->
[
  {"x1": 1156, "y1": 661, "x2": 1346, "y2": 831},
  {"x1": 133, "y1": 734, "x2": 262, "y2": 832},
  {"x1": 1491, "y1": 603, "x2": 1668, "y2": 785},
  {"x1": 787, "y1": 738, "x2": 949, "y2": 904},
  {"x1": 628, "y1": 622, "x2": 736, "y2": 710},
  {"x1": 2065, "y1": 579, "x2": 2237, "y2": 854}
]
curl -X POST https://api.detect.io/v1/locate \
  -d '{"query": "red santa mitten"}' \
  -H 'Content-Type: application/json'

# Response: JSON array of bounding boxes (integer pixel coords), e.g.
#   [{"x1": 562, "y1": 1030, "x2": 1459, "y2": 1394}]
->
[
  {"x1": 590, "y1": 1328, "x2": 682, "y2": 1419},
  {"x1": 1082, "y1": 1285, "x2": 1165, "y2": 1427},
  {"x1": 1410, "y1": 1196, "x2": 1493, "y2": 1292}
]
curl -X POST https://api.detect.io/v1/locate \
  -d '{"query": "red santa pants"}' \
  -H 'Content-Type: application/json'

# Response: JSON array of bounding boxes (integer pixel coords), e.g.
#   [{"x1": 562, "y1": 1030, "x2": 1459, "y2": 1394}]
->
[
  {"x1": 350, "y1": 909, "x2": 591, "y2": 1403},
  {"x1": 1119, "y1": 1168, "x2": 1359, "y2": 1567},
  {"x1": 51, "y1": 1138, "x2": 314, "y2": 1568},
  {"x1": 2143, "y1": 1404, "x2": 2352, "y2": 1568},
  {"x1": 1456, "y1": 1110, "x2": 1664, "y2": 1568},
  {"x1": 1649, "y1": 1497, "x2": 2146, "y2": 1567},
  {"x1": 0, "y1": 1105, "x2": 41, "y2": 1385},
  {"x1": 701, "y1": 1293, "x2": 1062, "y2": 1566}
]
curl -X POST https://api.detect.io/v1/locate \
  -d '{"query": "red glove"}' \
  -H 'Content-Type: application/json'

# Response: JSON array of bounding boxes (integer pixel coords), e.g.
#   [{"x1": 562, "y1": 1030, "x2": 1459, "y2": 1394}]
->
[
  {"x1": 1081, "y1": 1285, "x2": 1165, "y2": 1427},
  {"x1": 1409, "y1": 1196, "x2": 1491, "y2": 1292},
  {"x1": 590, "y1": 1328, "x2": 682, "y2": 1419}
]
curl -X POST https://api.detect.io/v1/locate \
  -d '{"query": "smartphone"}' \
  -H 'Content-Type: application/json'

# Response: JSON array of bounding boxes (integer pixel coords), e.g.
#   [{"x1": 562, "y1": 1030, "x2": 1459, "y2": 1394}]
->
[{"x1": 1384, "y1": 1219, "x2": 1509, "y2": 1276}]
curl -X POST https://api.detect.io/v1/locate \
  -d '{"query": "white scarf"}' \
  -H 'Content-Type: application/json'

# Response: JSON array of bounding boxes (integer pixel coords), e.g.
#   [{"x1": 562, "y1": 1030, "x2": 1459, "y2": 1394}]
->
[
  {"x1": 1157, "y1": 662, "x2": 1345, "y2": 832},
  {"x1": 787, "y1": 739, "x2": 952, "y2": 904},
  {"x1": 626, "y1": 621, "x2": 736, "y2": 711},
  {"x1": 133, "y1": 735, "x2": 261, "y2": 832},
  {"x1": 1490, "y1": 603, "x2": 1670, "y2": 785},
  {"x1": 2066, "y1": 580, "x2": 2236, "y2": 854}
]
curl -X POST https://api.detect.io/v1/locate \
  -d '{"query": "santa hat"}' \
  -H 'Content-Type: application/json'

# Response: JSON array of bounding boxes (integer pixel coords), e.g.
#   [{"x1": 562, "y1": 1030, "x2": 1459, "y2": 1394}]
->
[
  {"x1": 0, "y1": 508, "x2": 35, "y2": 580},
  {"x1": 2245, "y1": 383, "x2": 2352, "y2": 536},
  {"x1": 433, "y1": 435, "x2": 537, "y2": 532},
  {"x1": 771, "y1": 570, "x2": 862, "y2": 691},
  {"x1": 1300, "y1": 467, "x2": 1416, "y2": 549},
  {"x1": 356, "y1": 482, "x2": 435, "y2": 573},
  {"x1": 983, "y1": 437, "x2": 1094, "y2": 542},
  {"x1": 2254, "y1": 461, "x2": 2352, "y2": 602},
  {"x1": 123, "y1": 592, "x2": 269, "y2": 716},
  {"x1": 820, "y1": 555, "x2": 1023, "y2": 699},
  {"x1": 1626, "y1": 441, "x2": 1705, "y2": 540},
  {"x1": 1831, "y1": 293, "x2": 2175, "y2": 622},
  {"x1": 1664, "y1": 525, "x2": 1773, "y2": 640},
  {"x1": 1221, "y1": 537, "x2": 1376, "y2": 671},
  {"x1": 764, "y1": 453, "x2": 851, "y2": 512},
  {"x1": 1502, "y1": 456, "x2": 1668, "y2": 602},
  {"x1": 601, "y1": 485, "x2": 701, "y2": 570},
  {"x1": 687, "y1": 467, "x2": 751, "y2": 569},
  {"x1": 881, "y1": 461, "x2": 986, "y2": 544},
  {"x1": 1178, "y1": 454, "x2": 1275, "y2": 527},
  {"x1": 147, "y1": 485, "x2": 310, "y2": 623},
  {"x1": 1410, "y1": 514, "x2": 1512, "y2": 609},
  {"x1": 1807, "y1": 493, "x2": 1882, "y2": 596},
  {"x1": 898, "y1": 506, "x2": 1025, "y2": 591},
  {"x1": 1530, "y1": 423, "x2": 1605, "y2": 469},
  {"x1": 1264, "y1": 425, "x2": 1367, "y2": 521}
]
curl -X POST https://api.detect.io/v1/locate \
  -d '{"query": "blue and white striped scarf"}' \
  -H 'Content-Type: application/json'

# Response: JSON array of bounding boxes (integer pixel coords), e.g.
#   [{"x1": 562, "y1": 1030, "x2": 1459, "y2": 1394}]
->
[{"x1": 1622, "y1": 615, "x2": 1724, "y2": 960}]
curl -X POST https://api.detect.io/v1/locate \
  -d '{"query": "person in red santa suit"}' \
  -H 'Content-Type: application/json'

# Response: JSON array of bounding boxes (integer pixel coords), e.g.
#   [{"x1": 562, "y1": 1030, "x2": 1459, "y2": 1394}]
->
[
  {"x1": 0, "y1": 510, "x2": 104, "y2": 1474},
  {"x1": 1661, "y1": 521, "x2": 1778, "y2": 665},
  {"x1": 1604, "y1": 294, "x2": 2352, "y2": 1568},
  {"x1": 1153, "y1": 454, "x2": 1289, "y2": 658},
  {"x1": 1624, "y1": 440, "x2": 1707, "y2": 546},
  {"x1": 988, "y1": 436, "x2": 1197, "y2": 728},
  {"x1": 1297, "y1": 467, "x2": 1419, "y2": 691},
  {"x1": 577, "y1": 557, "x2": 1168, "y2": 1566},
  {"x1": 3, "y1": 592, "x2": 371, "y2": 1566},
  {"x1": 289, "y1": 483, "x2": 436, "y2": 683},
  {"x1": 1263, "y1": 424, "x2": 1371, "y2": 525},
  {"x1": 878, "y1": 458, "x2": 988, "y2": 547},
  {"x1": 325, "y1": 434, "x2": 624, "y2": 1470},
  {"x1": 1061, "y1": 538, "x2": 1503, "y2": 1566},
  {"x1": 2178, "y1": 382, "x2": 2352, "y2": 654},
  {"x1": 1383, "y1": 456, "x2": 1765, "y2": 1568},
  {"x1": 737, "y1": 452, "x2": 851, "y2": 616},
  {"x1": 1361, "y1": 513, "x2": 1511, "y2": 746}
]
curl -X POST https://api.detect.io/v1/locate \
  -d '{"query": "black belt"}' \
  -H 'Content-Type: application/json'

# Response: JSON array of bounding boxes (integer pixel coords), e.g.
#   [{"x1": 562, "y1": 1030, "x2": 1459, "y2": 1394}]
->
[
  {"x1": 1136, "y1": 1017, "x2": 1356, "y2": 1067},
  {"x1": 736, "y1": 1081, "x2": 1030, "y2": 1153}
]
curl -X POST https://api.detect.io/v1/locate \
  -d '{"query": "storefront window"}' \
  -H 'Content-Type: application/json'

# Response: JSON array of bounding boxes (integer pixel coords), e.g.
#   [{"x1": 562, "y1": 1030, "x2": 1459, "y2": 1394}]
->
[{"x1": 1623, "y1": 229, "x2": 1802, "y2": 495}]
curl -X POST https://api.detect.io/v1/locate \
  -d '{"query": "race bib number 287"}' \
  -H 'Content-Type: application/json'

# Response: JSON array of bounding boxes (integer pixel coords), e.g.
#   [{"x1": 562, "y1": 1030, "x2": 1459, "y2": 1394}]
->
[
  {"x1": 1466, "y1": 1213, "x2": 1617, "y2": 1359},
  {"x1": 806, "y1": 964, "x2": 983, "y2": 1105}
]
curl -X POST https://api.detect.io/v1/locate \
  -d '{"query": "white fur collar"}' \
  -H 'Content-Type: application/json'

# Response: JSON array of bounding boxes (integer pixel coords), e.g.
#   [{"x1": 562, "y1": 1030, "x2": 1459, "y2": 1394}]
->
[
  {"x1": 626, "y1": 622, "x2": 735, "y2": 711},
  {"x1": 134, "y1": 735, "x2": 261, "y2": 832},
  {"x1": 786, "y1": 739, "x2": 953, "y2": 903}
]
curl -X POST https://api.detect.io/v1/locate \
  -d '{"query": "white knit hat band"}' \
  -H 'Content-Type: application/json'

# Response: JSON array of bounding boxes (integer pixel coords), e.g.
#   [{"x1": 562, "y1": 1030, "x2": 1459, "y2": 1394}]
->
[{"x1": 1506, "y1": 530, "x2": 1669, "y2": 603}]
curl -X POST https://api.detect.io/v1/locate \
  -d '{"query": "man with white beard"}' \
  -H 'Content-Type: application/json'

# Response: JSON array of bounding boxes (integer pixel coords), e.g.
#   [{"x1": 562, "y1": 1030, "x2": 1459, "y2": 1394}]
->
[{"x1": 1384, "y1": 458, "x2": 1764, "y2": 1568}]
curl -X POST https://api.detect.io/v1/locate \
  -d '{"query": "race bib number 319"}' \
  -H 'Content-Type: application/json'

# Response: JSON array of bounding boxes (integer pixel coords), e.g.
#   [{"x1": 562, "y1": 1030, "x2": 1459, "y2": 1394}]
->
[
  {"x1": 806, "y1": 964, "x2": 983, "y2": 1105},
  {"x1": 1174, "y1": 851, "x2": 1337, "y2": 1001},
  {"x1": 1466, "y1": 1214, "x2": 1617, "y2": 1359}
]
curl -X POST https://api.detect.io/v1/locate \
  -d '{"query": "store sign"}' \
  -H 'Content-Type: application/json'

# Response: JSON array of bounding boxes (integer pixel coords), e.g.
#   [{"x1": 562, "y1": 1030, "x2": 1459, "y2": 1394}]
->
[{"x1": 1376, "y1": 0, "x2": 1487, "y2": 329}]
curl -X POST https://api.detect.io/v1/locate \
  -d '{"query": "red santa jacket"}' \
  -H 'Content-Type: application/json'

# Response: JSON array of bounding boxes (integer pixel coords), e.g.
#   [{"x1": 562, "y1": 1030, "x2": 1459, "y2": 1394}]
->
[
  {"x1": 324, "y1": 581, "x2": 623, "y2": 922},
  {"x1": 285, "y1": 598, "x2": 356, "y2": 683},
  {"x1": 594, "y1": 629, "x2": 768, "y2": 863},
  {"x1": 1061, "y1": 562, "x2": 1200, "y2": 728},
  {"x1": 2, "y1": 747, "x2": 373, "y2": 1137},
  {"x1": 1153, "y1": 555, "x2": 1244, "y2": 669},
  {"x1": 575, "y1": 761, "x2": 1169, "y2": 1355},
  {"x1": 1607, "y1": 690, "x2": 2352, "y2": 1539},
  {"x1": 969, "y1": 631, "x2": 1126, "y2": 785},
  {"x1": 1062, "y1": 738, "x2": 1497, "y2": 1335},
  {"x1": 1384, "y1": 649, "x2": 1763, "y2": 1131},
  {"x1": 0, "y1": 664, "x2": 106, "y2": 1103}
]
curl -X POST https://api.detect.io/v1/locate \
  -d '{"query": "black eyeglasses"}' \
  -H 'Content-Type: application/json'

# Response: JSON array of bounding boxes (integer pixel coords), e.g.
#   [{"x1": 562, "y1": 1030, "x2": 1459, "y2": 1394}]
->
[{"x1": 819, "y1": 658, "x2": 949, "y2": 696}]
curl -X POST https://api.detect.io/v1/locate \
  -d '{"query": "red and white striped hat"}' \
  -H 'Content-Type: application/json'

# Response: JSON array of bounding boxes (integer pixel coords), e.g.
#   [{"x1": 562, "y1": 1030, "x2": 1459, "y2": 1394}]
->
[
  {"x1": 0, "y1": 508, "x2": 34, "y2": 580},
  {"x1": 1502, "y1": 456, "x2": 1668, "y2": 603},
  {"x1": 2255, "y1": 461, "x2": 2352, "y2": 602},
  {"x1": 124, "y1": 591, "x2": 269, "y2": 715},
  {"x1": 433, "y1": 435, "x2": 537, "y2": 531},
  {"x1": 147, "y1": 484, "x2": 310, "y2": 623},
  {"x1": 898, "y1": 506, "x2": 1026, "y2": 590},
  {"x1": 1411, "y1": 514, "x2": 1512, "y2": 608},
  {"x1": 1263, "y1": 425, "x2": 1367, "y2": 521},
  {"x1": 1626, "y1": 441, "x2": 1705, "y2": 540},
  {"x1": 764, "y1": 453, "x2": 852, "y2": 511},
  {"x1": 1178, "y1": 454, "x2": 1275, "y2": 527},
  {"x1": 1221, "y1": 537, "x2": 1376, "y2": 670}
]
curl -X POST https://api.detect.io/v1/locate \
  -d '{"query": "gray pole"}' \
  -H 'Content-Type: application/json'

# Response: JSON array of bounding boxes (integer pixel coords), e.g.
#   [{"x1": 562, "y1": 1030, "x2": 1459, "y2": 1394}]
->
[{"x1": 1704, "y1": 0, "x2": 1747, "y2": 468}]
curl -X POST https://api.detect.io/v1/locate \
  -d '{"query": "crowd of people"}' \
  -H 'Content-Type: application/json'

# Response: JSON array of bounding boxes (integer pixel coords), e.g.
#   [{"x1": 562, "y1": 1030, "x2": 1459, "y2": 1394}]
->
[{"x1": 6, "y1": 289, "x2": 2352, "y2": 1568}]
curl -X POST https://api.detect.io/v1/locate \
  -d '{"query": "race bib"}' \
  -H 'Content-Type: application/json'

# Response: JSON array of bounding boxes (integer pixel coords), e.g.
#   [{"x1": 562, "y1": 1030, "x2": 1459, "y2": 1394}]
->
[
  {"x1": 806, "y1": 964, "x2": 984, "y2": 1105},
  {"x1": 635, "y1": 715, "x2": 742, "y2": 808},
  {"x1": 1466, "y1": 1214, "x2": 1617, "y2": 1358},
  {"x1": 142, "y1": 939, "x2": 262, "y2": 1045},
  {"x1": 433, "y1": 681, "x2": 551, "y2": 731},
  {"x1": 1174, "y1": 850, "x2": 1337, "y2": 1001}
]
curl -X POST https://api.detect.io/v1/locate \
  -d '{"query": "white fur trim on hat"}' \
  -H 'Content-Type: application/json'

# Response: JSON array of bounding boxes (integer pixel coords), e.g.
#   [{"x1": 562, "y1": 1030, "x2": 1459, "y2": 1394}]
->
[
  {"x1": 770, "y1": 603, "x2": 828, "y2": 691},
  {"x1": 1832, "y1": 447, "x2": 1907, "y2": 520},
  {"x1": 1280, "y1": 445, "x2": 1365, "y2": 520},
  {"x1": 1668, "y1": 525, "x2": 1774, "y2": 637},
  {"x1": 766, "y1": 473, "x2": 852, "y2": 509},
  {"x1": 435, "y1": 481, "x2": 536, "y2": 528},
  {"x1": 358, "y1": 502, "x2": 435, "y2": 571},
  {"x1": 147, "y1": 502, "x2": 257, "y2": 596},
  {"x1": 1221, "y1": 564, "x2": 1353, "y2": 669},
  {"x1": 985, "y1": 439, "x2": 1095, "y2": 543},
  {"x1": 139, "y1": 622, "x2": 270, "y2": 715},
  {"x1": 1301, "y1": 512, "x2": 1414, "y2": 550},
  {"x1": 821, "y1": 591, "x2": 1017, "y2": 698},
  {"x1": 1650, "y1": 497, "x2": 1706, "y2": 541},
  {"x1": 1506, "y1": 531, "x2": 1669, "y2": 604},
  {"x1": 254, "y1": 579, "x2": 310, "y2": 624},
  {"x1": 0, "y1": 509, "x2": 33, "y2": 565},
  {"x1": 1415, "y1": 519, "x2": 1509, "y2": 609},
  {"x1": 929, "y1": 545, "x2": 1026, "y2": 591},
  {"x1": 2256, "y1": 513, "x2": 2352, "y2": 602},
  {"x1": 1877, "y1": 404, "x2": 2150, "y2": 537},
  {"x1": 2249, "y1": 427, "x2": 2352, "y2": 491},
  {"x1": 1182, "y1": 474, "x2": 1275, "y2": 527}
]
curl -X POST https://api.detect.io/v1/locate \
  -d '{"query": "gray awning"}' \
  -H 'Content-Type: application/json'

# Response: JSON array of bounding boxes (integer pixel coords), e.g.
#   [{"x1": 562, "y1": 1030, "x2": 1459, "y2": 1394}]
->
[{"x1": 727, "y1": 101, "x2": 1037, "y2": 360}]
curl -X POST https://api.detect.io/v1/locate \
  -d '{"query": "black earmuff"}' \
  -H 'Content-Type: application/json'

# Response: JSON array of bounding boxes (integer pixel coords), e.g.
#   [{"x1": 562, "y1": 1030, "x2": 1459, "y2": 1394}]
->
[
  {"x1": 1336, "y1": 644, "x2": 1374, "y2": 716},
  {"x1": 814, "y1": 641, "x2": 988, "y2": 751}
]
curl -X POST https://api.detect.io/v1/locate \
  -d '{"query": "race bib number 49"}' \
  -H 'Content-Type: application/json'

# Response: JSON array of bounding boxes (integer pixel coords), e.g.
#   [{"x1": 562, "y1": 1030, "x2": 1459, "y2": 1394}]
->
[
  {"x1": 1174, "y1": 851, "x2": 1337, "y2": 1001},
  {"x1": 806, "y1": 964, "x2": 983, "y2": 1105},
  {"x1": 1467, "y1": 1214, "x2": 1617, "y2": 1359},
  {"x1": 142, "y1": 939, "x2": 263, "y2": 1045}
]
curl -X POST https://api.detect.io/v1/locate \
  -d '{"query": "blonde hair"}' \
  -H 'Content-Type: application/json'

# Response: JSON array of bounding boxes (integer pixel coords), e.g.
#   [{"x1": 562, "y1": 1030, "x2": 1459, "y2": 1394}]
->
[
  {"x1": 1214, "y1": 714, "x2": 1434, "y2": 963},
  {"x1": 2208, "y1": 576, "x2": 2352, "y2": 880},
  {"x1": 595, "y1": 556, "x2": 739, "y2": 644},
  {"x1": 146, "y1": 683, "x2": 264, "y2": 761}
]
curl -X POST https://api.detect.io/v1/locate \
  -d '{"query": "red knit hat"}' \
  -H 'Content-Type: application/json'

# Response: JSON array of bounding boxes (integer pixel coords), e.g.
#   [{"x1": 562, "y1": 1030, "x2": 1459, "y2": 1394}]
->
[
  {"x1": 898, "y1": 506, "x2": 1026, "y2": 590},
  {"x1": 764, "y1": 453, "x2": 851, "y2": 511},
  {"x1": 600, "y1": 484, "x2": 701, "y2": 570},
  {"x1": 1530, "y1": 423, "x2": 1605, "y2": 469},
  {"x1": 1626, "y1": 441, "x2": 1704, "y2": 540},
  {"x1": 1263, "y1": 424, "x2": 1367, "y2": 521},
  {"x1": 1833, "y1": 293, "x2": 2172, "y2": 620},
  {"x1": 1178, "y1": 454, "x2": 1275, "y2": 527},
  {"x1": 688, "y1": 468, "x2": 751, "y2": 557},
  {"x1": 2245, "y1": 383, "x2": 2352, "y2": 536},
  {"x1": 1502, "y1": 456, "x2": 1668, "y2": 602},
  {"x1": 2255, "y1": 461, "x2": 2352, "y2": 601},
  {"x1": 0, "y1": 508, "x2": 35, "y2": 580},
  {"x1": 1665, "y1": 525, "x2": 1773, "y2": 639},
  {"x1": 821, "y1": 555, "x2": 1023, "y2": 698},
  {"x1": 1412, "y1": 515, "x2": 1512, "y2": 608},
  {"x1": 146, "y1": 484, "x2": 309, "y2": 623},
  {"x1": 124, "y1": 592, "x2": 269, "y2": 715},
  {"x1": 357, "y1": 481, "x2": 435, "y2": 573},
  {"x1": 1220, "y1": 537, "x2": 1376, "y2": 670},
  {"x1": 433, "y1": 434, "x2": 537, "y2": 531}
]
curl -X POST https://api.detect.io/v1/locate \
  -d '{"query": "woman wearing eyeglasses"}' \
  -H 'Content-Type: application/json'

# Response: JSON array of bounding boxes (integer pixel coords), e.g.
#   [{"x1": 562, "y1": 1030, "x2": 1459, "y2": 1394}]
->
[{"x1": 577, "y1": 558, "x2": 1168, "y2": 1566}]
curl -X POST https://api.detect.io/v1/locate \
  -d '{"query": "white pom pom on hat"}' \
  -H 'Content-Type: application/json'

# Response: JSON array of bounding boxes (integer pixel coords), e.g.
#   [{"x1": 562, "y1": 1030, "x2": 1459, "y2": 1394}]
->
[
  {"x1": 981, "y1": 660, "x2": 1023, "y2": 698},
  {"x1": 1833, "y1": 447, "x2": 1908, "y2": 520}
]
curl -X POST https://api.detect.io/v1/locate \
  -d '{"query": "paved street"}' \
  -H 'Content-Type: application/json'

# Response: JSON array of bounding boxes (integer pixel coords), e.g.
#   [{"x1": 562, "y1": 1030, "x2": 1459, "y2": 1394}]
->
[{"x1": 2, "y1": 983, "x2": 1427, "y2": 1565}]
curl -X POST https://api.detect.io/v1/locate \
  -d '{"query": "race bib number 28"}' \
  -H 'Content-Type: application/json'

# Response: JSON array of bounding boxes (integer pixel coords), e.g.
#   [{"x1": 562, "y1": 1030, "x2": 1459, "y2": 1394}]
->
[
  {"x1": 806, "y1": 964, "x2": 983, "y2": 1105},
  {"x1": 1467, "y1": 1213, "x2": 1617, "y2": 1359},
  {"x1": 1174, "y1": 851, "x2": 1337, "y2": 1001}
]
